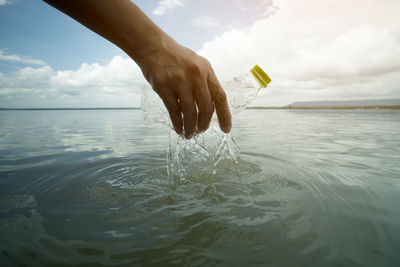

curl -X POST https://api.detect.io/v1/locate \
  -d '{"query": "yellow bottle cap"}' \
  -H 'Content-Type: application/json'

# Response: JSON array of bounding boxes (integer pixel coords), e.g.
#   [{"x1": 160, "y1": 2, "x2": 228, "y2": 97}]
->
[{"x1": 251, "y1": 65, "x2": 271, "y2": 88}]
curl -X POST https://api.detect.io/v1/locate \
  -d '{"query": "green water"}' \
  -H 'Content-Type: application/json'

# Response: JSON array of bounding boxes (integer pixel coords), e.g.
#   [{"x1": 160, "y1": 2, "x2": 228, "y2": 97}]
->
[{"x1": 0, "y1": 109, "x2": 399, "y2": 266}]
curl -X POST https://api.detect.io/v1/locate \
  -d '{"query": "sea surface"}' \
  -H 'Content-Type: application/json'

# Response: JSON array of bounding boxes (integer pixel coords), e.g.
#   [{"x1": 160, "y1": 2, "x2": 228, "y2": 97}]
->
[{"x1": 0, "y1": 109, "x2": 399, "y2": 266}]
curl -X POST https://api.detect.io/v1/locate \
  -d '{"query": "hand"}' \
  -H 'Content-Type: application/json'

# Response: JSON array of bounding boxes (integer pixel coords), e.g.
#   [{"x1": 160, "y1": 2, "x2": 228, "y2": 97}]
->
[{"x1": 138, "y1": 35, "x2": 232, "y2": 138}]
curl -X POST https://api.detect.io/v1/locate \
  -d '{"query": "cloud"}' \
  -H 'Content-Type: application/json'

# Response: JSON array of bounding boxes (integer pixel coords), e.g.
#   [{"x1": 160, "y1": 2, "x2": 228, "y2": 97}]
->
[
  {"x1": 198, "y1": 0, "x2": 400, "y2": 106},
  {"x1": 152, "y1": 0, "x2": 184, "y2": 16},
  {"x1": 192, "y1": 16, "x2": 221, "y2": 28},
  {"x1": 0, "y1": 0, "x2": 9, "y2": 5},
  {"x1": 233, "y1": 0, "x2": 272, "y2": 11},
  {"x1": 0, "y1": 66, "x2": 53, "y2": 92},
  {"x1": 0, "y1": 49, "x2": 46, "y2": 65},
  {"x1": 0, "y1": 56, "x2": 147, "y2": 108}
]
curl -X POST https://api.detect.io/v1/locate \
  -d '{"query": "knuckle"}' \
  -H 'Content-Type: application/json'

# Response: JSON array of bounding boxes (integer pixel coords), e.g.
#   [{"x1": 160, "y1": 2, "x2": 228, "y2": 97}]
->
[
  {"x1": 171, "y1": 72, "x2": 185, "y2": 84},
  {"x1": 187, "y1": 62, "x2": 202, "y2": 75},
  {"x1": 203, "y1": 57, "x2": 211, "y2": 67},
  {"x1": 209, "y1": 104, "x2": 215, "y2": 116},
  {"x1": 178, "y1": 89, "x2": 193, "y2": 102},
  {"x1": 201, "y1": 103, "x2": 214, "y2": 118},
  {"x1": 208, "y1": 75, "x2": 220, "y2": 89},
  {"x1": 215, "y1": 90, "x2": 228, "y2": 105}
]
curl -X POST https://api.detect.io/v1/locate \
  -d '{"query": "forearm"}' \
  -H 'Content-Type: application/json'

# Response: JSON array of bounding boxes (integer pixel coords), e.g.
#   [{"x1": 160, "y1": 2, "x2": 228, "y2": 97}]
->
[{"x1": 44, "y1": 0, "x2": 167, "y2": 66}]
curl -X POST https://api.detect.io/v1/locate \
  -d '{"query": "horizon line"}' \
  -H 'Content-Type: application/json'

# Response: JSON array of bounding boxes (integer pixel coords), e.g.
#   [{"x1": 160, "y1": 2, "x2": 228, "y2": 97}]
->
[
  {"x1": 1, "y1": 106, "x2": 400, "y2": 111},
  {"x1": 0, "y1": 107, "x2": 141, "y2": 110}
]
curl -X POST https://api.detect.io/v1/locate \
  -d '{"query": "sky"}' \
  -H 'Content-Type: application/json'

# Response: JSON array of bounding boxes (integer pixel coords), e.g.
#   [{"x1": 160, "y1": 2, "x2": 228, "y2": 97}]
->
[{"x1": 0, "y1": 0, "x2": 400, "y2": 108}]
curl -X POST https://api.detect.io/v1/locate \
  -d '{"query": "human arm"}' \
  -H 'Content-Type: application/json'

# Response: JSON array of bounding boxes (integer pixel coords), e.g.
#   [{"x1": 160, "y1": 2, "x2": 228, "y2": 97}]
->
[{"x1": 44, "y1": 0, "x2": 232, "y2": 138}]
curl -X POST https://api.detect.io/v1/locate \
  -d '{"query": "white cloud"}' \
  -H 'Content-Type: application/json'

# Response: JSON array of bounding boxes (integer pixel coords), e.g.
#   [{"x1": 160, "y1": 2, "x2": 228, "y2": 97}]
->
[
  {"x1": 152, "y1": 0, "x2": 184, "y2": 16},
  {"x1": 234, "y1": 0, "x2": 272, "y2": 12},
  {"x1": 1, "y1": 66, "x2": 53, "y2": 90},
  {"x1": 198, "y1": 0, "x2": 400, "y2": 106},
  {"x1": 0, "y1": 49, "x2": 46, "y2": 65},
  {"x1": 0, "y1": 0, "x2": 9, "y2": 5},
  {"x1": 192, "y1": 16, "x2": 221, "y2": 28},
  {"x1": 0, "y1": 56, "x2": 147, "y2": 108}
]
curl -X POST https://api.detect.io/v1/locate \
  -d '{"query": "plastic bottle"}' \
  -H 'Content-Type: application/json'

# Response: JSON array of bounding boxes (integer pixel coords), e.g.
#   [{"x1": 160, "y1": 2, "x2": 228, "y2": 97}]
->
[
  {"x1": 141, "y1": 65, "x2": 271, "y2": 185},
  {"x1": 223, "y1": 64, "x2": 272, "y2": 115},
  {"x1": 141, "y1": 65, "x2": 272, "y2": 127}
]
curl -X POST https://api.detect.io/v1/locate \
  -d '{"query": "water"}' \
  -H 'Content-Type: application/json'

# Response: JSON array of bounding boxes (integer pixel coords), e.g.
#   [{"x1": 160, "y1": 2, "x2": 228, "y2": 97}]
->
[{"x1": 0, "y1": 109, "x2": 399, "y2": 266}]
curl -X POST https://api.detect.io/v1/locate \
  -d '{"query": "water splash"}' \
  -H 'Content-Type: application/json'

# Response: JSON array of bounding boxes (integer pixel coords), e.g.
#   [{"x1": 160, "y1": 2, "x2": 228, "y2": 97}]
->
[
  {"x1": 167, "y1": 126, "x2": 240, "y2": 186},
  {"x1": 141, "y1": 84, "x2": 242, "y2": 185}
]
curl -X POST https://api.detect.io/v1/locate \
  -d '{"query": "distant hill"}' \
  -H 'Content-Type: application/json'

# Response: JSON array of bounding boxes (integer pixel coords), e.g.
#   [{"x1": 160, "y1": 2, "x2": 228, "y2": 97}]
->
[{"x1": 287, "y1": 99, "x2": 400, "y2": 108}]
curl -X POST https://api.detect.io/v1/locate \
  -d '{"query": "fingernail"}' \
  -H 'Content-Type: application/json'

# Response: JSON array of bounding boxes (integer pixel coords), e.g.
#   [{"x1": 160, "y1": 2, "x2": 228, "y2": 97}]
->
[
  {"x1": 223, "y1": 124, "x2": 232, "y2": 133},
  {"x1": 185, "y1": 130, "x2": 196, "y2": 139}
]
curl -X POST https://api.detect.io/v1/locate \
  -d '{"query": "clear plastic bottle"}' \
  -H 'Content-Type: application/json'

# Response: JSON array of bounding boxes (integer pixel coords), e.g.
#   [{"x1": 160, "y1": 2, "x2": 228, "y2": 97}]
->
[
  {"x1": 141, "y1": 65, "x2": 271, "y2": 185},
  {"x1": 224, "y1": 65, "x2": 272, "y2": 115}
]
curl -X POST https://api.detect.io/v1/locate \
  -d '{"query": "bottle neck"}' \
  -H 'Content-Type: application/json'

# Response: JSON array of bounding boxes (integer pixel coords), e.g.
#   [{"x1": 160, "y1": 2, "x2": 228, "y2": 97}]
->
[{"x1": 248, "y1": 72, "x2": 264, "y2": 92}]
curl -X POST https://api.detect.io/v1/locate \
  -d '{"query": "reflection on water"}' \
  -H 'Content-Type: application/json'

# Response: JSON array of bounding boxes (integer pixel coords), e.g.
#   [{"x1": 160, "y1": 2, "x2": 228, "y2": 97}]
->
[{"x1": 0, "y1": 110, "x2": 400, "y2": 266}]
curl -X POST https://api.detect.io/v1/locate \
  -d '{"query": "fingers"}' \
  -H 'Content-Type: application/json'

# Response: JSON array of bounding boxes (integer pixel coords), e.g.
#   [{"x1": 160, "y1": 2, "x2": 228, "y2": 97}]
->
[
  {"x1": 178, "y1": 89, "x2": 197, "y2": 139},
  {"x1": 156, "y1": 83, "x2": 201, "y2": 138},
  {"x1": 192, "y1": 78, "x2": 214, "y2": 133},
  {"x1": 150, "y1": 57, "x2": 229, "y2": 137},
  {"x1": 207, "y1": 68, "x2": 232, "y2": 133},
  {"x1": 159, "y1": 90, "x2": 183, "y2": 136}
]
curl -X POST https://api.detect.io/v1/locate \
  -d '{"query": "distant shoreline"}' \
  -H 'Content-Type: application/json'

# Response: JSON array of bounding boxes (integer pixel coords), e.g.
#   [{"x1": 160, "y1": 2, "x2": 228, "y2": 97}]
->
[
  {"x1": 1, "y1": 106, "x2": 400, "y2": 111},
  {"x1": 248, "y1": 106, "x2": 400, "y2": 110},
  {"x1": 0, "y1": 107, "x2": 141, "y2": 111}
]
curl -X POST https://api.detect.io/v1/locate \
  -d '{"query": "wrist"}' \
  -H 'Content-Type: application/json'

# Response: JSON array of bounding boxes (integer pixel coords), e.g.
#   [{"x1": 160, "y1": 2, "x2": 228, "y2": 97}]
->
[
  {"x1": 119, "y1": 19, "x2": 171, "y2": 69},
  {"x1": 129, "y1": 33, "x2": 167, "y2": 68},
  {"x1": 128, "y1": 32, "x2": 184, "y2": 77}
]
